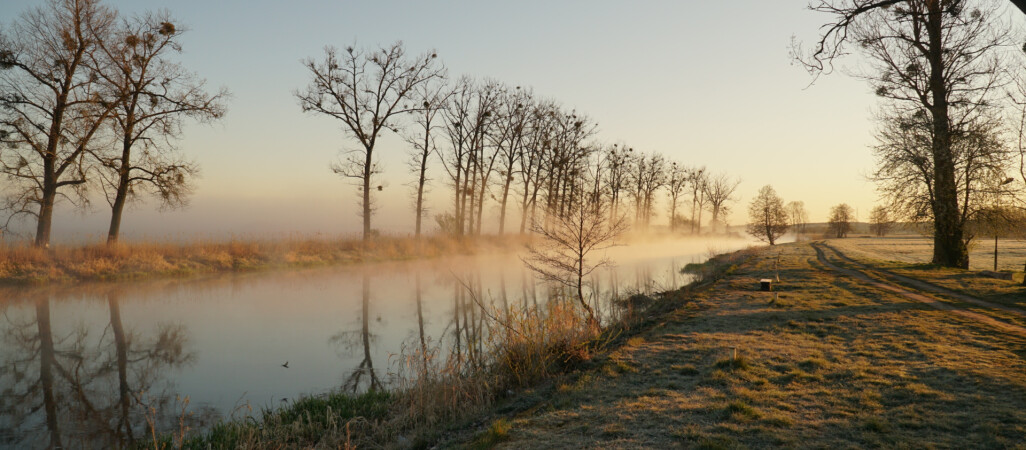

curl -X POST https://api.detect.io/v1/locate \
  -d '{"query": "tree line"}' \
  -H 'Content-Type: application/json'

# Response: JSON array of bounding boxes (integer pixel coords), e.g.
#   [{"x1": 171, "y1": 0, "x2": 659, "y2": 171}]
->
[
  {"x1": 0, "y1": 2, "x2": 751, "y2": 250},
  {"x1": 295, "y1": 42, "x2": 744, "y2": 242},
  {"x1": 0, "y1": 0, "x2": 227, "y2": 248}
]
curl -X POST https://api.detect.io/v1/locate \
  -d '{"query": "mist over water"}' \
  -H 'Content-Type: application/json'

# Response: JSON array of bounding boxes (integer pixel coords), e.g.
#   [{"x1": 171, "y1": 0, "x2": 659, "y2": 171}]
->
[{"x1": 0, "y1": 236, "x2": 755, "y2": 448}]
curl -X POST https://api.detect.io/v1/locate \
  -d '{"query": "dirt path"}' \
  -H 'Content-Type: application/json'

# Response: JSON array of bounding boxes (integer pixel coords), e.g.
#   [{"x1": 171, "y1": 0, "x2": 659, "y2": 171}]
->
[
  {"x1": 812, "y1": 242, "x2": 1026, "y2": 338},
  {"x1": 819, "y1": 242, "x2": 1026, "y2": 318}
]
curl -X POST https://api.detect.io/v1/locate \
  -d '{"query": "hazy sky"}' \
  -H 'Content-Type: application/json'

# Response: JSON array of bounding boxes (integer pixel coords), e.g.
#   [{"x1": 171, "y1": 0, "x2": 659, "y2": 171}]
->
[{"x1": 4, "y1": 0, "x2": 995, "y2": 241}]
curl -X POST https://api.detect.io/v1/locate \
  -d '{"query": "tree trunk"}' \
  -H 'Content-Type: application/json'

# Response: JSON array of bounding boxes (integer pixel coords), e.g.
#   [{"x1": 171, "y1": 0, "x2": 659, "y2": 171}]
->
[
  {"x1": 475, "y1": 176, "x2": 486, "y2": 235},
  {"x1": 576, "y1": 253, "x2": 597, "y2": 328},
  {"x1": 362, "y1": 147, "x2": 373, "y2": 242},
  {"x1": 926, "y1": 3, "x2": 968, "y2": 269},
  {"x1": 519, "y1": 182, "x2": 531, "y2": 234},
  {"x1": 415, "y1": 151, "x2": 428, "y2": 238},
  {"x1": 107, "y1": 141, "x2": 133, "y2": 244},
  {"x1": 690, "y1": 196, "x2": 697, "y2": 234},
  {"x1": 37, "y1": 298, "x2": 62, "y2": 449},
  {"x1": 109, "y1": 294, "x2": 135, "y2": 444},
  {"x1": 498, "y1": 174, "x2": 513, "y2": 235},
  {"x1": 34, "y1": 183, "x2": 56, "y2": 248}
]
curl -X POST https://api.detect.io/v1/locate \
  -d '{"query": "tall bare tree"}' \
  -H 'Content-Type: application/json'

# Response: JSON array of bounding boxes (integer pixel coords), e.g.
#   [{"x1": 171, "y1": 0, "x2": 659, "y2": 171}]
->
[
  {"x1": 403, "y1": 73, "x2": 449, "y2": 238},
  {"x1": 638, "y1": 153, "x2": 665, "y2": 228},
  {"x1": 796, "y1": 0, "x2": 1019, "y2": 268},
  {"x1": 516, "y1": 101, "x2": 557, "y2": 234},
  {"x1": 704, "y1": 172, "x2": 741, "y2": 234},
  {"x1": 686, "y1": 166, "x2": 708, "y2": 234},
  {"x1": 0, "y1": 0, "x2": 118, "y2": 247},
  {"x1": 604, "y1": 143, "x2": 631, "y2": 225},
  {"x1": 438, "y1": 77, "x2": 498, "y2": 237},
  {"x1": 93, "y1": 12, "x2": 227, "y2": 244},
  {"x1": 492, "y1": 85, "x2": 532, "y2": 235},
  {"x1": 296, "y1": 42, "x2": 443, "y2": 241},
  {"x1": 666, "y1": 161, "x2": 688, "y2": 232}
]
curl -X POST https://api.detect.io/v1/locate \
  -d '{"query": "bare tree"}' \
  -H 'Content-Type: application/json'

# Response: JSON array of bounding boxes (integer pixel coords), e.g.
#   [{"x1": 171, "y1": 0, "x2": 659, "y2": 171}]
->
[
  {"x1": 604, "y1": 143, "x2": 631, "y2": 226},
  {"x1": 438, "y1": 77, "x2": 498, "y2": 237},
  {"x1": 786, "y1": 200, "x2": 809, "y2": 237},
  {"x1": 828, "y1": 203, "x2": 854, "y2": 238},
  {"x1": 296, "y1": 42, "x2": 443, "y2": 241},
  {"x1": 795, "y1": 0, "x2": 1019, "y2": 268},
  {"x1": 515, "y1": 101, "x2": 557, "y2": 234},
  {"x1": 686, "y1": 166, "x2": 708, "y2": 234},
  {"x1": 638, "y1": 153, "x2": 665, "y2": 228},
  {"x1": 872, "y1": 109, "x2": 1017, "y2": 245},
  {"x1": 402, "y1": 73, "x2": 449, "y2": 238},
  {"x1": 492, "y1": 85, "x2": 532, "y2": 235},
  {"x1": 93, "y1": 12, "x2": 227, "y2": 244},
  {"x1": 523, "y1": 194, "x2": 627, "y2": 328},
  {"x1": 704, "y1": 172, "x2": 741, "y2": 234},
  {"x1": 746, "y1": 185, "x2": 789, "y2": 245},
  {"x1": 869, "y1": 205, "x2": 894, "y2": 236},
  {"x1": 666, "y1": 161, "x2": 687, "y2": 232},
  {"x1": 0, "y1": 0, "x2": 118, "y2": 247}
]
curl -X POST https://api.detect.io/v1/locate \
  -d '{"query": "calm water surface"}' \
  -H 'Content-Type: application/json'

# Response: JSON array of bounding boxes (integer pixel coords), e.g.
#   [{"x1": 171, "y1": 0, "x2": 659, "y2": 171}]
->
[{"x1": 0, "y1": 237, "x2": 754, "y2": 448}]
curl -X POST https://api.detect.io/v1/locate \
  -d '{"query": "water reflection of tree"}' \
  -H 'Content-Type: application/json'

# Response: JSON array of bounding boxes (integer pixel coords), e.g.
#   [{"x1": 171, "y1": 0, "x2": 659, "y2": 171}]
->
[
  {"x1": 0, "y1": 289, "x2": 198, "y2": 449},
  {"x1": 332, "y1": 273, "x2": 382, "y2": 392}
]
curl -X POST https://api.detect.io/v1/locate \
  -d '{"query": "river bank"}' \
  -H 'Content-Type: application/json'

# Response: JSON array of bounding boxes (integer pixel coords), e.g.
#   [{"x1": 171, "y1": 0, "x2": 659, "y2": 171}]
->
[{"x1": 0, "y1": 234, "x2": 527, "y2": 285}]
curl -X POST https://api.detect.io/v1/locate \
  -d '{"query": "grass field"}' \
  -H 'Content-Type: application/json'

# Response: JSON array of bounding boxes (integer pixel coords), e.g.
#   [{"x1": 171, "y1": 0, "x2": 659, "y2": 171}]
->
[
  {"x1": 827, "y1": 236, "x2": 1026, "y2": 310},
  {"x1": 827, "y1": 235, "x2": 1026, "y2": 273},
  {"x1": 449, "y1": 241, "x2": 1026, "y2": 448}
]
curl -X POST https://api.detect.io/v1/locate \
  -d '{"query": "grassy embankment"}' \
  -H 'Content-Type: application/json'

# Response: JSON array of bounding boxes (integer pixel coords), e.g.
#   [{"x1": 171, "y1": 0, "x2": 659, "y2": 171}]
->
[
  {"x1": 0, "y1": 234, "x2": 529, "y2": 285},
  {"x1": 443, "y1": 238, "x2": 1026, "y2": 448}
]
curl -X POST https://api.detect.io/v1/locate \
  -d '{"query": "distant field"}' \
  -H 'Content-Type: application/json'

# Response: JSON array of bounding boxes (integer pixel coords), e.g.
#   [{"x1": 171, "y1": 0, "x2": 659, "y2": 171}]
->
[{"x1": 827, "y1": 236, "x2": 1026, "y2": 272}]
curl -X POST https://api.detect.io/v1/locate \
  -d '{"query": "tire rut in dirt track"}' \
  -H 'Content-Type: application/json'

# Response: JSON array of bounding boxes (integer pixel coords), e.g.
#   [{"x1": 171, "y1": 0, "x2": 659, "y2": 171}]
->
[
  {"x1": 820, "y1": 242, "x2": 1026, "y2": 318},
  {"x1": 811, "y1": 242, "x2": 1026, "y2": 338}
]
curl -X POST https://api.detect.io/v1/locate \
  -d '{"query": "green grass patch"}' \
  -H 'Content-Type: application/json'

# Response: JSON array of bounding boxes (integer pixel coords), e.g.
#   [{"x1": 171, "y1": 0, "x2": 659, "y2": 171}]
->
[{"x1": 470, "y1": 418, "x2": 513, "y2": 449}]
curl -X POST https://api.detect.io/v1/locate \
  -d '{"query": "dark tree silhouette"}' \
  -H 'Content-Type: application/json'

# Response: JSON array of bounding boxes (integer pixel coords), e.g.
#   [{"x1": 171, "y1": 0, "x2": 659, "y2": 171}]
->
[
  {"x1": 828, "y1": 203, "x2": 854, "y2": 238},
  {"x1": 296, "y1": 42, "x2": 443, "y2": 241},
  {"x1": 746, "y1": 185, "x2": 790, "y2": 246},
  {"x1": 94, "y1": 12, "x2": 227, "y2": 244},
  {"x1": 0, "y1": 0, "x2": 118, "y2": 247},
  {"x1": 403, "y1": 75, "x2": 450, "y2": 238},
  {"x1": 796, "y1": 0, "x2": 1017, "y2": 268}
]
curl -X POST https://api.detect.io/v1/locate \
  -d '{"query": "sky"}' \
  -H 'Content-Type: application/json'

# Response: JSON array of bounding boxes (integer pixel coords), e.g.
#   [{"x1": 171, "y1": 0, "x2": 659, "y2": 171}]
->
[{"x1": 0, "y1": 0, "x2": 978, "y2": 242}]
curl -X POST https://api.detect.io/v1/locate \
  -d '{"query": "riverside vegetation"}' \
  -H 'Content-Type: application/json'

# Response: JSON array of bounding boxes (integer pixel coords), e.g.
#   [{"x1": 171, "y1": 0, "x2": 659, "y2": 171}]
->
[{"x1": 0, "y1": 234, "x2": 532, "y2": 285}]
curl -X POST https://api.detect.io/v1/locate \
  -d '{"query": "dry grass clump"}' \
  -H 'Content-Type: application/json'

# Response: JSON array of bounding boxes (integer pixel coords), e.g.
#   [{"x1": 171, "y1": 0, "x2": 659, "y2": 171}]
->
[{"x1": 0, "y1": 234, "x2": 531, "y2": 285}]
